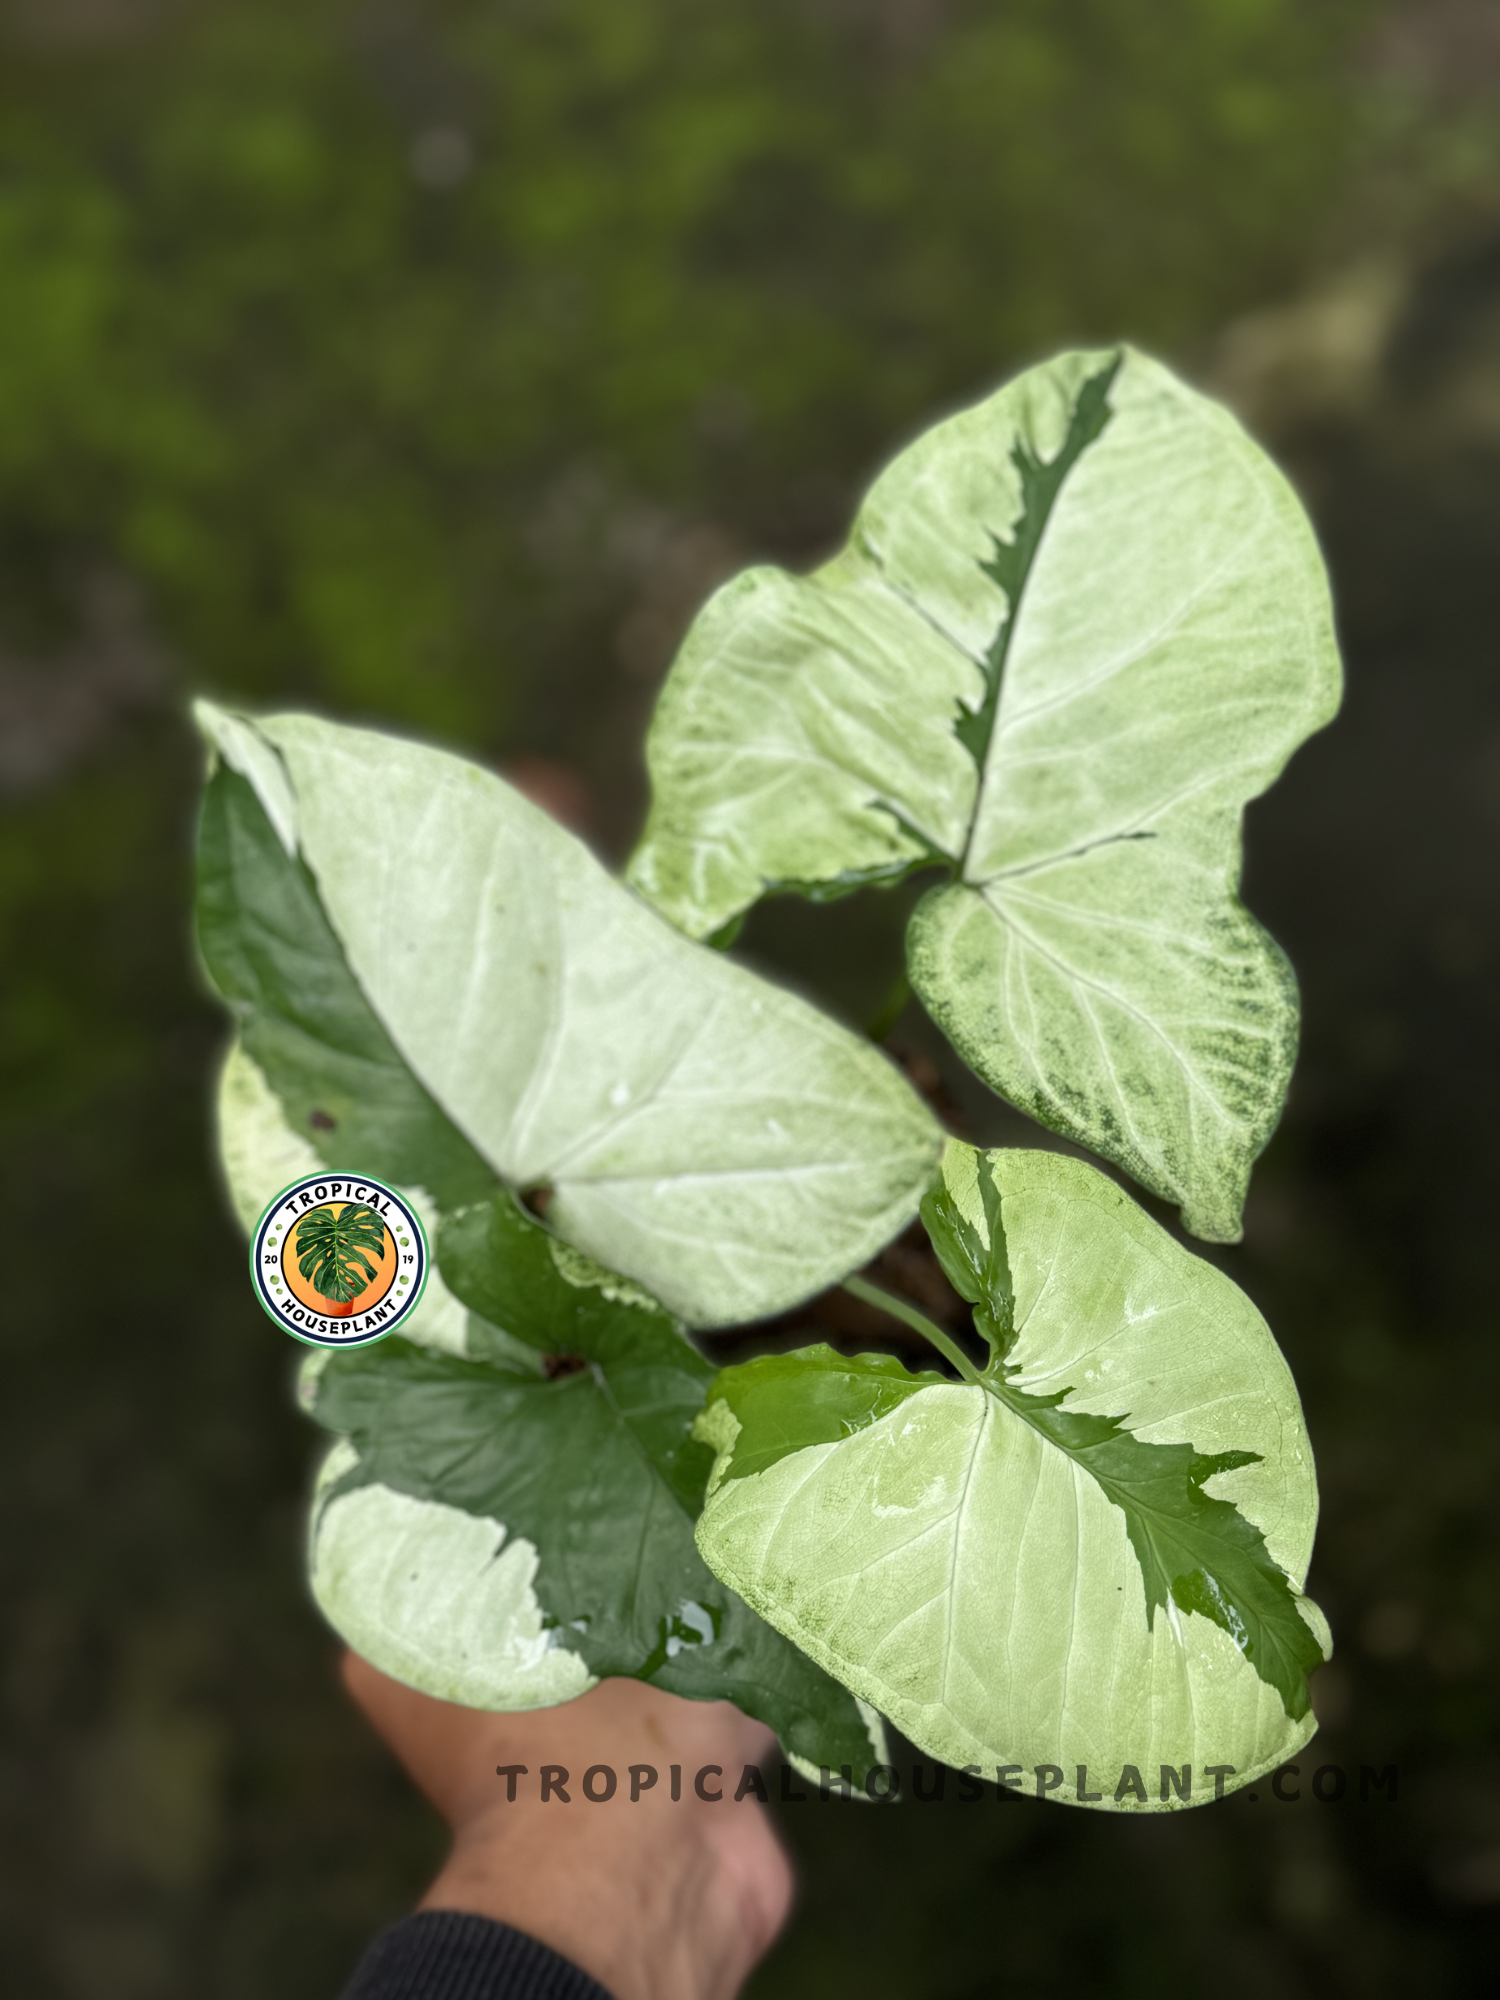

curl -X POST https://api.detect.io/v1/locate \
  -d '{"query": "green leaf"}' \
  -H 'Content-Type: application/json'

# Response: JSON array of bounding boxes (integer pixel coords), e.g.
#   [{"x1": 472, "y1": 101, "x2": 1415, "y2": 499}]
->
[
  {"x1": 698, "y1": 1344, "x2": 945, "y2": 1485},
  {"x1": 293, "y1": 1203, "x2": 387, "y2": 1304},
  {"x1": 628, "y1": 349, "x2": 1341, "y2": 1241},
  {"x1": 917, "y1": 1151, "x2": 1013, "y2": 1355},
  {"x1": 194, "y1": 702, "x2": 941, "y2": 1328},
  {"x1": 693, "y1": 1143, "x2": 1329, "y2": 1810},
  {"x1": 307, "y1": 1193, "x2": 886, "y2": 1776},
  {"x1": 437, "y1": 1189, "x2": 718, "y2": 1513}
]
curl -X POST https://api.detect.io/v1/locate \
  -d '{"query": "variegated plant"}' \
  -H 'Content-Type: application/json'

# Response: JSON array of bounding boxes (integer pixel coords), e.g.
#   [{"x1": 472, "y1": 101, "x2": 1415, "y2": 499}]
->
[{"x1": 195, "y1": 345, "x2": 1339, "y2": 1810}]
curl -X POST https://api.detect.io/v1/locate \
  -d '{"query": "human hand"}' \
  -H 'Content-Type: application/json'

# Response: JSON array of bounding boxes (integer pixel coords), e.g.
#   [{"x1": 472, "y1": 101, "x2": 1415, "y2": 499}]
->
[{"x1": 342, "y1": 1652, "x2": 796, "y2": 2000}]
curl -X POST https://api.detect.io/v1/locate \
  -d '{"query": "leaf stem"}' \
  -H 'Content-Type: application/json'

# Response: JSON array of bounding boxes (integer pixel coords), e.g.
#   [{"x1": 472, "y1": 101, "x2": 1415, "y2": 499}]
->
[
  {"x1": 843, "y1": 1274, "x2": 986, "y2": 1389},
  {"x1": 865, "y1": 969, "x2": 911, "y2": 1043}
]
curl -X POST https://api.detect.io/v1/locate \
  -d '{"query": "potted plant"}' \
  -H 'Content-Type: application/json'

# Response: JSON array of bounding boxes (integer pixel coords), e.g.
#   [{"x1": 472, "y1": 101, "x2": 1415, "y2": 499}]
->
[
  {"x1": 293, "y1": 1202, "x2": 388, "y2": 1317},
  {"x1": 195, "y1": 345, "x2": 1339, "y2": 1809}
]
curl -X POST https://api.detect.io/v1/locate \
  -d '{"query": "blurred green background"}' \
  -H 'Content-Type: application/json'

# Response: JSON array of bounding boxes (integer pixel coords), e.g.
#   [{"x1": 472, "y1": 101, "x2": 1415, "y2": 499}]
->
[{"x1": 4, "y1": 1, "x2": 1500, "y2": 1993}]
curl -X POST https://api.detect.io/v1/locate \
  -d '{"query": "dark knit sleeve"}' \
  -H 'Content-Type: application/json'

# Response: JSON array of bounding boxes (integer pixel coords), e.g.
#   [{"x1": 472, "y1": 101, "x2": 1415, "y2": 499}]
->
[{"x1": 338, "y1": 1911, "x2": 617, "y2": 2000}]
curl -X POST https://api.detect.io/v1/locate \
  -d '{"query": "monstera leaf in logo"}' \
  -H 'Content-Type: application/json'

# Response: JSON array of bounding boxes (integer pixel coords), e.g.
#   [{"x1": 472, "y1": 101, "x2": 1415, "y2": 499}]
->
[{"x1": 295, "y1": 1203, "x2": 387, "y2": 1310}]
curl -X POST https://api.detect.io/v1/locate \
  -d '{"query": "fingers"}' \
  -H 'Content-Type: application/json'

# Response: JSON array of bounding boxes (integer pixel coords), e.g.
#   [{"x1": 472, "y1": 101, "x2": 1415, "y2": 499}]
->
[
  {"x1": 339, "y1": 1650, "x2": 784, "y2": 1828},
  {"x1": 340, "y1": 1650, "x2": 796, "y2": 2000}
]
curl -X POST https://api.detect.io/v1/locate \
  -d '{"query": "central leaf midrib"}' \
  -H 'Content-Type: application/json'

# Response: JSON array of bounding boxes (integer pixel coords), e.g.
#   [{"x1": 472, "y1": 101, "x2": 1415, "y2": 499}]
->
[
  {"x1": 958, "y1": 353, "x2": 1122, "y2": 876},
  {"x1": 981, "y1": 1372, "x2": 1236, "y2": 1573}
]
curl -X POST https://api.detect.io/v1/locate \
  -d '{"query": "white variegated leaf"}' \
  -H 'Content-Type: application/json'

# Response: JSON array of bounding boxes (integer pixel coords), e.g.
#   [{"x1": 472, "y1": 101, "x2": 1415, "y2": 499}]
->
[
  {"x1": 629, "y1": 349, "x2": 1341, "y2": 1240},
  {"x1": 195, "y1": 702, "x2": 941, "y2": 1327},
  {"x1": 694, "y1": 1145, "x2": 1329, "y2": 1810},
  {"x1": 309, "y1": 1441, "x2": 597, "y2": 1710}
]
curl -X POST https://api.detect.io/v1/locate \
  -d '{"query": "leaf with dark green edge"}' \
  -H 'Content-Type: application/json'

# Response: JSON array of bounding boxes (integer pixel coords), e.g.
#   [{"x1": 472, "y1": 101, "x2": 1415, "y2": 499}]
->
[
  {"x1": 922, "y1": 1157, "x2": 1318, "y2": 1706},
  {"x1": 196, "y1": 759, "x2": 500, "y2": 1213},
  {"x1": 194, "y1": 701, "x2": 941, "y2": 1329},
  {"x1": 628, "y1": 348, "x2": 1342, "y2": 1243},
  {"x1": 692, "y1": 1142, "x2": 1330, "y2": 1812},
  {"x1": 918, "y1": 1156, "x2": 1013, "y2": 1357},
  {"x1": 305, "y1": 1305, "x2": 887, "y2": 1777}
]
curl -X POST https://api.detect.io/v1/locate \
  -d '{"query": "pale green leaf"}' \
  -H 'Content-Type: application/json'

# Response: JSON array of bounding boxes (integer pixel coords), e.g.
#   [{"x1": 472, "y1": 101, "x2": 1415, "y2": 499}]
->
[
  {"x1": 195, "y1": 703, "x2": 941, "y2": 1328},
  {"x1": 628, "y1": 349, "x2": 1341, "y2": 1239},
  {"x1": 310, "y1": 1438, "x2": 597, "y2": 1712},
  {"x1": 694, "y1": 1143, "x2": 1329, "y2": 1811}
]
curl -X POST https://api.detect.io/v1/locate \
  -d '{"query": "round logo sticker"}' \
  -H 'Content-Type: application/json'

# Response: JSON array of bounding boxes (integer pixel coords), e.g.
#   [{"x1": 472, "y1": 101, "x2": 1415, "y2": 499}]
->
[{"x1": 249, "y1": 1174, "x2": 428, "y2": 1347}]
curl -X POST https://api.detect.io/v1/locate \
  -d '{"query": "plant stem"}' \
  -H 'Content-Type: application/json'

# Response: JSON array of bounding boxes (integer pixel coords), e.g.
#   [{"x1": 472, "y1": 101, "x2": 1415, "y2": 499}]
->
[
  {"x1": 865, "y1": 969, "x2": 911, "y2": 1043},
  {"x1": 843, "y1": 1274, "x2": 986, "y2": 1388}
]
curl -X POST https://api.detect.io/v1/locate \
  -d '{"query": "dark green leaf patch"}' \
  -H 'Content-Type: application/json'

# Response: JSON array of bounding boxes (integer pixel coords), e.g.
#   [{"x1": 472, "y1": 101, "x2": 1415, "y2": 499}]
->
[
  {"x1": 918, "y1": 1162, "x2": 1015, "y2": 1359},
  {"x1": 706, "y1": 1345, "x2": 943, "y2": 1486},
  {"x1": 981, "y1": 1377, "x2": 1321, "y2": 1720},
  {"x1": 438, "y1": 1189, "x2": 715, "y2": 1515},
  {"x1": 310, "y1": 1301, "x2": 880, "y2": 1776},
  {"x1": 196, "y1": 763, "x2": 497, "y2": 1210},
  {"x1": 927, "y1": 1159, "x2": 1320, "y2": 1718},
  {"x1": 953, "y1": 352, "x2": 1121, "y2": 784}
]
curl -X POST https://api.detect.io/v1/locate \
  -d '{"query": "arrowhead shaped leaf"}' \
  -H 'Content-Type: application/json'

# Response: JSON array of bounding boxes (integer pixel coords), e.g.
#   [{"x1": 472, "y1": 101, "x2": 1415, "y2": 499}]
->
[
  {"x1": 194, "y1": 703, "x2": 941, "y2": 1327},
  {"x1": 693, "y1": 1144, "x2": 1329, "y2": 1809},
  {"x1": 628, "y1": 348, "x2": 1341, "y2": 1240},
  {"x1": 306, "y1": 1190, "x2": 886, "y2": 1777}
]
